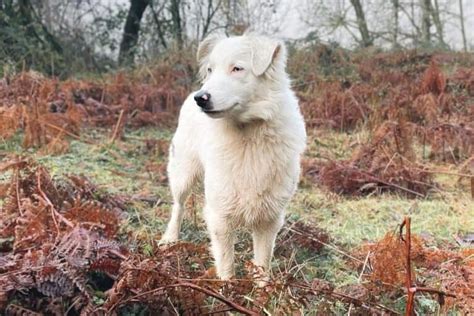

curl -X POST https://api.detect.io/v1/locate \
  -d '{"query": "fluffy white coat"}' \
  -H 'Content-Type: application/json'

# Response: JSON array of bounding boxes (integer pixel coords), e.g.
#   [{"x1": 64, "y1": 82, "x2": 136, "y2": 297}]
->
[{"x1": 160, "y1": 34, "x2": 307, "y2": 280}]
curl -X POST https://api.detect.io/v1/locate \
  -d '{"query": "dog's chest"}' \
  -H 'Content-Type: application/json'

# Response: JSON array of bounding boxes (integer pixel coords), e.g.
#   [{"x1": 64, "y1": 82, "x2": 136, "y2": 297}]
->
[{"x1": 203, "y1": 123, "x2": 298, "y2": 225}]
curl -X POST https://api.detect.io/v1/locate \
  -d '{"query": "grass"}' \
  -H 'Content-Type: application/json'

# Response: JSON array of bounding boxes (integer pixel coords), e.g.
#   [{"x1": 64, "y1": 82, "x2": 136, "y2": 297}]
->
[
  {"x1": 291, "y1": 189, "x2": 473, "y2": 246},
  {"x1": 297, "y1": 129, "x2": 473, "y2": 246},
  {"x1": 1, "y1": 126, "x2": 472, "y2": 314}
]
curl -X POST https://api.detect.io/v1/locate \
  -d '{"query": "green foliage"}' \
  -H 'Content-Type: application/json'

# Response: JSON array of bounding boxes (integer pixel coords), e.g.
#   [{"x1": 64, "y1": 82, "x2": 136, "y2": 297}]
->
[
  {"x1": 0, "y1": 8, "x2": 64, "y2": 76},
  {"x1": 0, "y1": 1, "x2": 127, "y2": 78}
]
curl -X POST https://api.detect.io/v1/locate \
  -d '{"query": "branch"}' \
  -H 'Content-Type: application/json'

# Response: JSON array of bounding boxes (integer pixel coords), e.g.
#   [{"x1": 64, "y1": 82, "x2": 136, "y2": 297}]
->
[
  {"x1": 292, "y1": 283, "x2": 400, "y2": 315},
  {"x1": 286, "y1": 225, "x2": 365, "y2": 264},
  {"x1": 36, "y1": 169, "x2": 74, "y2": 231},
  {"x1": 108, "y1": 281, "x2": 260, "y2": 316},
  {"x1": 171, "y1": 282, "x2": 260, "y2": 316}
]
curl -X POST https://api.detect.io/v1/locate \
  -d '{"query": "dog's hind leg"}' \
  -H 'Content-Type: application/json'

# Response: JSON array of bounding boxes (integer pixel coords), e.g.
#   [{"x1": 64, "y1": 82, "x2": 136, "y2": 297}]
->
[{"x1": 160, "y1": 144, "x2": 201, "y2": 244}]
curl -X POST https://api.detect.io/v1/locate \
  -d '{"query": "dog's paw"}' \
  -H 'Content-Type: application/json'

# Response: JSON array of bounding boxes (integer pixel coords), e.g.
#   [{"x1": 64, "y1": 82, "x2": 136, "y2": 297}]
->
[
  {"x1": 158, "y1": 235, "x2": 178, "y2": 246},
  {"x1": 248, "y1": 262, "x2": 271, "y2": 288},
  {"x1": 218, "y1": 274, "x2": 233, "y2": 281},
  {"x1": 255, "y1": 275, "x2": 271, "y2": 288},
  {"x1": 158, "y1": 240, "x2": 173, "y2": 246}
]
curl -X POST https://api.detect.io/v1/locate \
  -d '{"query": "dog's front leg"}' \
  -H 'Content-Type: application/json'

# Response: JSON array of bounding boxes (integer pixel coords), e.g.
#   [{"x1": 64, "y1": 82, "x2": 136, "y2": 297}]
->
[
  {"x1": 205, "y1": 210, "x2": 235, "y2": 280},
  {"x1": 252, "y1": 217, "x2": 284, "y2": 273}
]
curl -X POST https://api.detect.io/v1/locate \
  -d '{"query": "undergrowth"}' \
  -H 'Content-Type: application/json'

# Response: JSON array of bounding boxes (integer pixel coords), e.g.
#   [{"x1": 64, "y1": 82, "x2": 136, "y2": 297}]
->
[{"x1": 0, "y1": 48, "x2": 473, "y2": 314}]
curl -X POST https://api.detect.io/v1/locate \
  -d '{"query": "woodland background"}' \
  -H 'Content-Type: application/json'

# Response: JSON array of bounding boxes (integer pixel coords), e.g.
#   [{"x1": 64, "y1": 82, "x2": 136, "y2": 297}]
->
[
  {"x1": 0, "y1": 0, "x2": 473, "y2": 76},
  {"x1": 0, "y1": 0, "x2": 473, "y2": 315}
]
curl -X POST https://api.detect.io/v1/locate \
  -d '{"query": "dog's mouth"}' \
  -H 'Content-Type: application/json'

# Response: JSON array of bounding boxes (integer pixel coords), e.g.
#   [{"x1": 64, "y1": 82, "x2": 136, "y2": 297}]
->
[
  {"x1": 202, "y1": 103, "x2": 238, "y2": 117},
  {"x1": 203, "y1": 109, "x2": 226, "y2": 115}
]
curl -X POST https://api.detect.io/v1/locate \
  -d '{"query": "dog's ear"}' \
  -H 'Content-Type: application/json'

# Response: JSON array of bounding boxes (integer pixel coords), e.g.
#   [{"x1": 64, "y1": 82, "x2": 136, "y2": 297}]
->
[
  {"x1": 250, "y1": 37, "x2": 285, "y2": 76},
  {"x1": 197, "y1": 35, "x2": 221, "y2": 64}
]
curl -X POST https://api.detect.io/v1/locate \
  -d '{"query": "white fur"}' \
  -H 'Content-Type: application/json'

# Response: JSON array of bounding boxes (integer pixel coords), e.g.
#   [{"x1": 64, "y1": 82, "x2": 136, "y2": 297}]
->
[{"x1": 160, "y1": 35, "x2": 307, "y2": 280}]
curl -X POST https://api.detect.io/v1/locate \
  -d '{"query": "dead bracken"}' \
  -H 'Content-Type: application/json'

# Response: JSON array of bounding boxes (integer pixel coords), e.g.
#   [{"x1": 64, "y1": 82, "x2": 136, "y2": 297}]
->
[{"x1": 1, "y1": 50, "x2": 473, "y2": 314}]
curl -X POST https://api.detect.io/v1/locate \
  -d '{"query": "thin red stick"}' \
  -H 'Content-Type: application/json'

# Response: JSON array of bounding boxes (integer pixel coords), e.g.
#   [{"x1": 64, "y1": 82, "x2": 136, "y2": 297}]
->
[
  {"x1": 402, "y1": 217, "x2": 415, "y2": 316},
  {"x1": 400, "y1": 217, "x2": 456, "y2": 316}
]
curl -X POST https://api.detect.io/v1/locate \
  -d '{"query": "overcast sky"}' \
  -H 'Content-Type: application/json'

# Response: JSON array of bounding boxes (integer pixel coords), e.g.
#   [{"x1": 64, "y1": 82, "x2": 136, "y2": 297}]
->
[
  {"x1": 102, "y1": 0, "x2": 473, "y2": 50},
  {"x1": 269, "y1": 0, "x2": 474, "y2": 50}
]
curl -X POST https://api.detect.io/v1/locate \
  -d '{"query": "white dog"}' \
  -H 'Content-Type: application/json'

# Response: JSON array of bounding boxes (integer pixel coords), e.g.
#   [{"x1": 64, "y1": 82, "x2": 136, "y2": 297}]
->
[{"x1": 160, "y1": 34, "x2": 307, "y2": 280}]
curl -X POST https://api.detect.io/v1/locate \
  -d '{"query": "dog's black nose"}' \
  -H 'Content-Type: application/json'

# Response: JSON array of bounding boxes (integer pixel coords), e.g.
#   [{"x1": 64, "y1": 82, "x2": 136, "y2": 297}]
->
[{"x1": 194, "y1": 91, "x2": 212, "y2": 109}]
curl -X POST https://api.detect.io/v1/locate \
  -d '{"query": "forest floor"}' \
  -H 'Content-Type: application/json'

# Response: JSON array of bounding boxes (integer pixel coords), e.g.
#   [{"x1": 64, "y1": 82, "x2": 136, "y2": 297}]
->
[
  {"x1": 1, "y1": 125, "x2": 472, "y2": 315},
  {"x1": 1, "y1": 48, "x2": 473, "y2": 314}
]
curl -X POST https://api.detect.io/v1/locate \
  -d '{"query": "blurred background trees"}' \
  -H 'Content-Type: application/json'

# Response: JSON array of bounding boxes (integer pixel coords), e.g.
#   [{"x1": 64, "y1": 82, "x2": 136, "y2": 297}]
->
[{"x1": 0, "y1": 0, "x2": 472, "y2": 77}]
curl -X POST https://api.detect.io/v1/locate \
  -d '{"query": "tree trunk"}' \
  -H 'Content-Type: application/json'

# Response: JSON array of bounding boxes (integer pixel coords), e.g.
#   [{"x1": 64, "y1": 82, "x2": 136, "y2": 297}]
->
[
  {"x1": 149, "y1": 0, "x2": 168, "y2": 49},
  {"x1": 169, "y1": 0, "x2": 183, "y2": 48},
  {"x1": 119, "y1": 0, "x2": 150, "y2": 66},
  {"x1": 431, "y1": 0, "x2": 445, "y2": 46},
  {"x1": 42, "y1": 0, "x2": 53, "y2": 30},
  {"x1": 390, "y1": 0, "x2": 399, "y2": 48},
  {"x1": 420, "y1": 0, "x2": 431, "y2": 45},
  {"x1": 349, "y1": 0, "x2": 373, "y2": 47},
  {"x1": 459, "y1": 0, "x2": 467, "y2": 52}
]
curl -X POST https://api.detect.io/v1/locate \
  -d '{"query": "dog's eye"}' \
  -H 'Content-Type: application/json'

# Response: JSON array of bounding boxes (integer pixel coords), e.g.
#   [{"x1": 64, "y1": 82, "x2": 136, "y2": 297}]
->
[
  {"x1": 207, "y1": 68, "x2": 212, "y2": 73},
  {"x1": 232, "y1": 66, "x2": 244, "y2": 72}
]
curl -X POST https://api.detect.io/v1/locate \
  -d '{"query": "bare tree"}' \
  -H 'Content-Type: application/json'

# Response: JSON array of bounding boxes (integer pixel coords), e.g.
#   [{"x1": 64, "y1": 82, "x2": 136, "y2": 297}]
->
[
  {"x1": 430, "y1": 0, "x2": 445, "y2": 46},
  {"x1": 201, "y1": 0, "x2": 223, "y2": 39},
  {"x1": 169, "y1": 0, "x2": 183, "y2": 48},
  {"x1": 458, "y1": 0, "x2": 467, "y2": 52},
  {"x1": 349, "y1": 0, "x2": 373, "y2": 47},
  {"x1": 390, "y1": 0, "x2": 400, "y2": 48},
  {"x1": 220, "y1": 0, "x2": 249, "y2": 35},
  {"x1": 119, "y1": 0, "x2": 150, "y2": 65},
  {"x1": 149, "y1": 0, "x2": 168, "y2": 49},
  {"x1": 420, "y1": 0, "x2": 432, "y2": 45},
  {"x1": 238, "y1": 0, "x2": 288, "y2": 36},
  {"x1": 397, "y1": 0, "x2": 422, "y2": 43},
  {"x1": 187, "y1": 0, "x2": 225, "y2": 40}
]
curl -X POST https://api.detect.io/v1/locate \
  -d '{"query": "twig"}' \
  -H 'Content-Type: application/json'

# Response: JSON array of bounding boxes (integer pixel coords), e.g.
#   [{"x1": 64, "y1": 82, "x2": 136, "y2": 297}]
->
[
  {"x1": 286, "y1": 225, "x2": 365, "y2": 264},
  {"x1": 411, "y1": 167, "x2": 473, "y2": 179},
  {"x1": 108, "y1": 281, "x2": 259, "y2": 316},
  {"x1": 397, "y1": 154, "x2": 473, "y2": 179},
  {"x1": 36, "y1": 170, "x2": 74, "y2": 230},
  {"x1": 110, "y1": 109, "x2": 125, "y2": 145},
  {"x1": 15, "y1": 171, "x2": 23, "y2": 216},
  {"x1": 202, "y1": 307, "x2": 234, "y2": 315},
  {"x1": 41, "y1": 121, "x2": 95, "y2": 145},
  {"x1": 172, "y1": 282, "x2": 260, "y2": 316},
  {"x1": 292, "y1": 283, "x2": 400, "y2": 315},
  {"x1": 358, "y1": 170, "x2": 425, "y2": 197},
  {"x1": 0, "y1": 159, "x2": 29, "y2": 172},
  {"x1": 413, "y1": 287, "x2": 456, "y2": 298},
  {"x1": 348, "y1": 251, "x2": 371, "y2": 315},
  {"x1": 107, "y1": 248, "x2": 128, "y2": 261},
  {"x1": 328, "y1": 163, "x2": 426, "y2": 197},
  {"x1": 347, "y1": 90, "x2": 369, "y2": 122}
]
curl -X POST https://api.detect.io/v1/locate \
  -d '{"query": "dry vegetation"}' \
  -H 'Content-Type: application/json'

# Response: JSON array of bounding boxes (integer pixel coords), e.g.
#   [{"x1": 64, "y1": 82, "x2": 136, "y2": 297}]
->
[
  {"x1": 295, "y1": 49, "x2": 473, "y2": 197},
  {"x1": 0, "y1": 47, "x2": 473, "y2": 314}
]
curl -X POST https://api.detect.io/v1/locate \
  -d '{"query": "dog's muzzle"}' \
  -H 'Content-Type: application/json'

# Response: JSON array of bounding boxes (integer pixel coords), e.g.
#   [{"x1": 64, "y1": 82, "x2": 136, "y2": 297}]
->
[{"x1": 194, "y1": 91, "x2": 212, "y2": 110}]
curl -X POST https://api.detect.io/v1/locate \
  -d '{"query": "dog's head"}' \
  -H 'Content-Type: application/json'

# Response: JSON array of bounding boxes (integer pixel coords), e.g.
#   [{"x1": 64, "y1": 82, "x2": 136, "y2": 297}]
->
[{"x1": 194, "y1": 34, "x2": 288, "y2": 121}]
